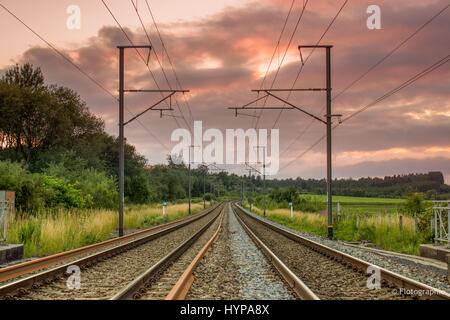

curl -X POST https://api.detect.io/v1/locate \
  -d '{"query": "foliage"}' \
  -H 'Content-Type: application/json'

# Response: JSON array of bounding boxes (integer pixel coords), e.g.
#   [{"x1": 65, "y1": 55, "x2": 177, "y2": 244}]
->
[
  {"x1": 400, "y1": 192, "x2": 433, "y2": 232},
  {"x1": 244, "y1": 202, "x2": 430, "y2": 255},
  {"x1": 1, "y1": 63, "x2": 448, "y2": 214},
  {"x1": 41, "y1": 175, "x2": 85, "y2": 208},
  {"x1": 7, "y1": 202, "x2": 205, "y2": 257},
  {"x1": 265, "y1": 172, "x2": 448, "y2": 199},
  {"x1": 0, "y1": 160, "x2": 45, "y2": 211}
]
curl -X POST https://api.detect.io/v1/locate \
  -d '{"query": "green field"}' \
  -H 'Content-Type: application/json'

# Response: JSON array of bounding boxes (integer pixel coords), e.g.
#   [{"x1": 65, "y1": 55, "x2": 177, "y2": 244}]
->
[{"x1": 311, "y1": 195, "x2": 406, "y2": 214}]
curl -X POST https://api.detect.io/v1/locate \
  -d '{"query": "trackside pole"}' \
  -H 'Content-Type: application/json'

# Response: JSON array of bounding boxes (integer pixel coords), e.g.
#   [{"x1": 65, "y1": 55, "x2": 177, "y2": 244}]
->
[
  {"x1": 289, "y1": 202, "x2": 293, "y2": 221},
  {"x1": 325, "y1": 46, "x2": 333, "y2": 240},
  {"x1": 118, "y1": 47, "x2": 124, "y2": 237}
]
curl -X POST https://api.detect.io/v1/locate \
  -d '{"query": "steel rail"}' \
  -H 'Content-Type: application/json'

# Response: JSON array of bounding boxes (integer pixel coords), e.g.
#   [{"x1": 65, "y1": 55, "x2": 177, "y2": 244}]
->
[
  {"x1": 232, "y1": 203, "x2": 319, "y2": 300},
  {"x1": 165, "y1": 207, "x2": 225, "y2": 300},
  {"x1": 233, "y1": 203, "x2": 450, "y2": 300},
  {"x1": 0, "y1": 203, "x2": 223, "y2": 298},
  {"x1": 111, "y1": 204, "x2": 225, "y2": 300},
  {"x1": 0, "y1": 203, "x2": 220, "y2": 283}
]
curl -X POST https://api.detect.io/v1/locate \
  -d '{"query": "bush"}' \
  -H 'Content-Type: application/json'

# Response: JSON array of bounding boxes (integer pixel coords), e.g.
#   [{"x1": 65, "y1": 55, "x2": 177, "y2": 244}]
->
[
  {"x1": 0, "y1": 159, "x2": 118, "y2": 211},
  {"x1": 293, "y1": 195, "x2": 325, "y2": 213},
  {"x1": 401, "y1": 192, "x2": 433, "y2": 232},
  {"x1": 0, "y1": 160, "x2": 45, "y2": 212},
  {"x1": 42, "y1": 159, "x2": 117, "y2": 209},
  {"x1": 203, "y1": 193, "x2": 215, "y2": 201},
  {"x1": 41, "y1": 175, "x2": 85, "y2": 208}
]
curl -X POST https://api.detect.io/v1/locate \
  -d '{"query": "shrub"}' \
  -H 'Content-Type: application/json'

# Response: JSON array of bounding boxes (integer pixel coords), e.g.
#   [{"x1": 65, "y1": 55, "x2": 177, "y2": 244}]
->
[
  {"x1": 41, "y1": 175, "x2": 85, "y2": 208},
  {"x1": 0, "y1": 160, "x2": 45, "y2": 212},
  {"x1": 42, "y1": 160, "x2": 117, "y2": 209},
  {"x1": 401, "y1": 192, "x2": 433, "y2": 232}
]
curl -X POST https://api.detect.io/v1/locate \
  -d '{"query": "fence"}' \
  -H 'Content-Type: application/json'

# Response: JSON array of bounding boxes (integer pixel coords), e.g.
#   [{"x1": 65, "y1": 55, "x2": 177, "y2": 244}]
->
[
  {"x1": 432, "y1": 200, "x2": 449, "y2": 244},
  {"x1": 0, "y1": 191, "x2": 15, "y2": 244},
  {"x1": 335, "y1": 202, "x2": 417, "y2": 234}
]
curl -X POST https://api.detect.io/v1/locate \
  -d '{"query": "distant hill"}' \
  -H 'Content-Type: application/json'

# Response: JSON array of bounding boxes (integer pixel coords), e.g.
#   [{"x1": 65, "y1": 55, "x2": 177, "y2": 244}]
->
[{"x1": 266, "y1": 172, "x2": 450, "y2": 199}]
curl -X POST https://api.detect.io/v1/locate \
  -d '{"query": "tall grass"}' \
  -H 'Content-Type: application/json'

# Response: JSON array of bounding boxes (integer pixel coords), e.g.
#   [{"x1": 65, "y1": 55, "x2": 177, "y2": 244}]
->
[
  {"x1": 243, "y1": 202, "x2": 431, "y2": 255},
  {"x1": 7, "y1": 202, "x2": 206, "y2": 258}
]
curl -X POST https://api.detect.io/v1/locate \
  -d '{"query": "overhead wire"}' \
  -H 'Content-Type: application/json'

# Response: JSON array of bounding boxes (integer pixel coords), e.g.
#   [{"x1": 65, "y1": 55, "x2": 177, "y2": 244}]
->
[
  {"x1": 254, "y1": 0, "x2": 310, "y2": 129},
  {"x1": 0, "y1": 2, "x2": 170, "y2": 152},
  {"x1": 130, "y1": 0, "x2": 192, "y2": 132},
  {"x1": 101, "y1": 0, "x2": 191, "y2": 133},
  {"x1": 280, "y1": 53, "x2": 450, "y2": 171},
  {"x1": 144, "y1": 0, "x2": 194, "y2": 122},
  {"x1": 280, "y1": 1, "x2": 447, "y2": 157},
  {"x1": 250, "y1": 0, "x2": 297, "y2": 127}
]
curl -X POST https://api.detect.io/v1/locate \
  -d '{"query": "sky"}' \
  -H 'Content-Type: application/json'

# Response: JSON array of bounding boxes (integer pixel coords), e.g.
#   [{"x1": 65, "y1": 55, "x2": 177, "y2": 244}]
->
[{"x1": 0, "y1": 0, "x2": 449, "y2": 182}]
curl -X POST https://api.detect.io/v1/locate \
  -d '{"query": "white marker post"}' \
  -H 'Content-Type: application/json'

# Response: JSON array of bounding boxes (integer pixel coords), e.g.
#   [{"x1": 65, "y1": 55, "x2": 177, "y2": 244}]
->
[
  {"x1": 337, "y1": 202, "x2": 341, "y2": 222},
  {"x1": 289, "y1": 202, "x2": 293, "y2": 221},
  {"x1": 163, "y1": 201, "x2": 167, "y2": 218}
]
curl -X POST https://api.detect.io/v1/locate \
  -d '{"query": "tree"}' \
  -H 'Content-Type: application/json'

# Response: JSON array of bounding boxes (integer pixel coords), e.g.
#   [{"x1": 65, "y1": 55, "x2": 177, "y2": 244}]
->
[
  {"x1": 402, "y1": 192, "x2": 432, "y2": 233},
  {"x1": 0, "y1": 63, "x2": 103, "y2": 164},
  {"x1": 2, "y1": 63, "x2": 44, "y2": 89}
]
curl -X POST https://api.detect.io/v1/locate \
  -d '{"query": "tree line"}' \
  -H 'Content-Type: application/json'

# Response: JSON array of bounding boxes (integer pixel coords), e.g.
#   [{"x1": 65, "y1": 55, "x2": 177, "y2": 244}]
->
[
  {"x1": 0, "y1": 64, "x2": 246, "y2": 212},
  {"x1": 263, "y1": 172, "x2": 449, "y2": 199},
  {"x1": 0, "y1": 63, "x2": 448, "y2": 213}
]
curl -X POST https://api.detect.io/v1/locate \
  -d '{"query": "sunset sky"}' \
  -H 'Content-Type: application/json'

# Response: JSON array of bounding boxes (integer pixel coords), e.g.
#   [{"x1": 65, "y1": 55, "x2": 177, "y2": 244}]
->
[{"x1": 1, "y1": 0, "x2": 449, "y2": 182}]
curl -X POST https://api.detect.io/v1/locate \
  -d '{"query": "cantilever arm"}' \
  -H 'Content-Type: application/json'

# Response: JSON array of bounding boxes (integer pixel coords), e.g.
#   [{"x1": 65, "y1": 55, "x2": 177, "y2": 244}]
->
[
  {"x1": 124, "y1": 92, "x2": 176, "y2": 126},
  {"x1": 263, "y1": 91, "x2": 326, "y2": 125}
]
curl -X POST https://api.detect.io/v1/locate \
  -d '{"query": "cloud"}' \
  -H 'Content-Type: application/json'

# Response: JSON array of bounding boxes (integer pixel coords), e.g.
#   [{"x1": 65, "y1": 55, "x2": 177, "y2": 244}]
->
[{"x1": 2, "y1": 0, "x2": 449, "y2": 182}]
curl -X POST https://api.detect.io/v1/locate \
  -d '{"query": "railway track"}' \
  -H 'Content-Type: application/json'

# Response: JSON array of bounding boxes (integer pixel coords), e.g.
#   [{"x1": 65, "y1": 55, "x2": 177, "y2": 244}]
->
[
  {"x1": 186, "y1": 202, "x2": 297, "y2": 300},
  {"x1": 231, "y1": 202, "x2": 450, "y2": 300},
  {"x1": 0, "y1": 202, "x2": 225, "y2": 300},
  {"x1": 112, "y1": 205, "x2": 225, "y2": 300},
  {"x1": 2, "y1": 200, "x2": 447, "y2": 301}
]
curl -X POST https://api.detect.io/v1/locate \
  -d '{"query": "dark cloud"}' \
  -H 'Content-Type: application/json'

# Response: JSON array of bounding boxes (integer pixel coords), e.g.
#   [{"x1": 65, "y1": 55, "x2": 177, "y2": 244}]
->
[{"x1": 3, "y1": 0, "x2": 449, "y2": 180}]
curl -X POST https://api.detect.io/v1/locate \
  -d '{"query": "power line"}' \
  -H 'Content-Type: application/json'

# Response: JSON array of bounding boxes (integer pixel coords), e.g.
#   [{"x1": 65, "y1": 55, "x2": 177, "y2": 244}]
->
[
  {"x1": 130, "y1": 0, "x2": 192, "y2": 132},
  {"x1": 280, "y1": 53, "x2": 450, "y2": 171},
  {"x1": 101, "y1": 0, "x2": 191, "y2": 133},
  {"x1": 342, "y1": 53, "x2": 450, "y2": 123},
  {"x1": 0, "y1": 2, "x2": 169, "y2": 152},
  {"x1": 144, "y1": 0, "x2": 195, "y2": 122},
  {"x1": 272, "y1": 0, "x2": 349, "y2": 134},
  {"x1": 280, "y1": 4, "x2": 444, "y2": 157},
  {"x1": 333, "y1": 3, "x2": 449, "y2": 102},
  {"x1": 280, "y1": 1, "x2": 447, "y2": 156},
  {"x1": 251, "y1": 0, "x2": 297, "y2": 126},
  {"x1": 254, "y1": 0, "x2": 309, "y2": 129},
  {"x1": 0, "y1": 3, "x2": 117, "y2": 101}
]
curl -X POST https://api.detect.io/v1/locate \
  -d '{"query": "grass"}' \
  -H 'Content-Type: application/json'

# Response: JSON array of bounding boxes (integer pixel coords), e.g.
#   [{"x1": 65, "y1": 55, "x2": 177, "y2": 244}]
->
[
  {"x1": 312, "y1": 195, "x2": 405, "y2": 214},
  {"x1": 243, "y1": 202, "x2": 431, "y2": 255},
  {"x1": 7, "y1": 201, "x2": 209, "y2": 258}
]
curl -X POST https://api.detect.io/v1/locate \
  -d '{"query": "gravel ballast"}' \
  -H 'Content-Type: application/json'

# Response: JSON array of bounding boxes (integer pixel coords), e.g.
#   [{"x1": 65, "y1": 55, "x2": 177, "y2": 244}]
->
[
  {"x1": 238, "y1": 205, "x2": 449, "y2": 294},
  {"x1": 187, "y1": 203, "x2": 295, "y2": 300},
  {"x1": 8, "y1": 206, "x2": 222, "y2": 300}
]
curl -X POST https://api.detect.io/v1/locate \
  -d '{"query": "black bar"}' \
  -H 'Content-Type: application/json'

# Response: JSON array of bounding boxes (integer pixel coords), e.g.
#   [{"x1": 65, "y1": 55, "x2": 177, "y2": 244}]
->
[
  {"x1": 123, "y1": 89, "x2": 189, "y2": 93},
  {"x1": 118, "y1": 47, "x2": 124, "y2": 237},
  {"x1": 251, "y1": 88, "x2": 326, "y2": 92},
  {"x1": 117, "y1": 45, "x2": 152, "y2": 49},
  {"x1": 326, "y1": 46, "x2": 333, "y2": 240},
  {"x1": 229, "y1": 107, "x2": 294, "y2": 110}
]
